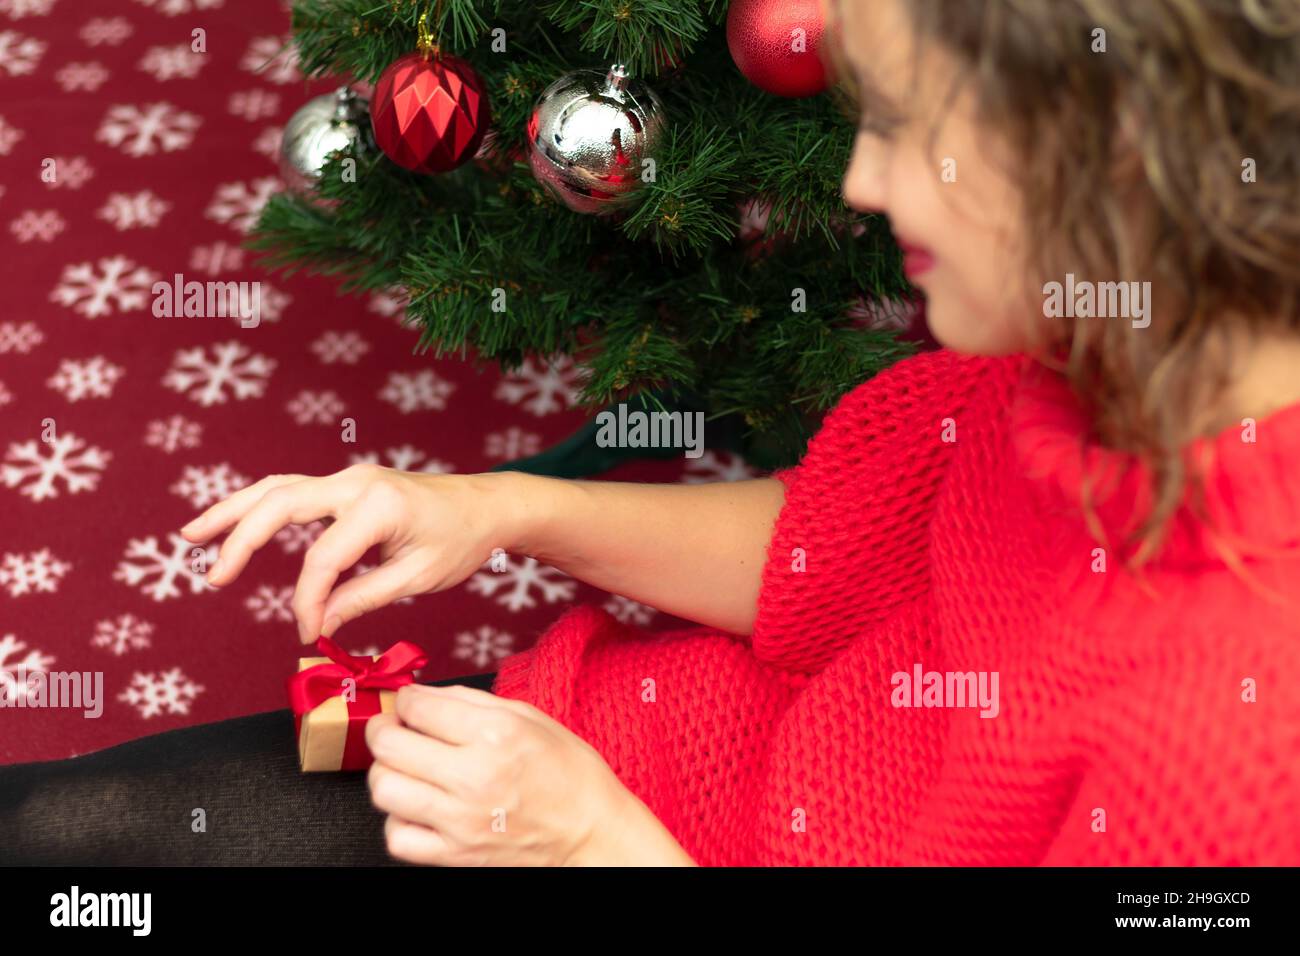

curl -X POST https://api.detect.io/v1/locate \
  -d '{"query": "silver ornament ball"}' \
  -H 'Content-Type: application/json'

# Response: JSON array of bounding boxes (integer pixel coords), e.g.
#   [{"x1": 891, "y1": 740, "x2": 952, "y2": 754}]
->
[
  {"x1": 527, "y1": 64, "x2": 667, "y2": 215},
  {"x1": 280, "y1": 86, "x2": 374, "y2": 196}
]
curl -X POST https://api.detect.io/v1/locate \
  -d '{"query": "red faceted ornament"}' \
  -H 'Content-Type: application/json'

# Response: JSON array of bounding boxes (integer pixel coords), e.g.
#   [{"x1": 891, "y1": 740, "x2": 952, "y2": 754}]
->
[
  {"x1": 370, "y1": 52, "x2": 490, "y2": 174},
  {"x1": 726, "y1": 0, "x2": 828, "y2": 98}
]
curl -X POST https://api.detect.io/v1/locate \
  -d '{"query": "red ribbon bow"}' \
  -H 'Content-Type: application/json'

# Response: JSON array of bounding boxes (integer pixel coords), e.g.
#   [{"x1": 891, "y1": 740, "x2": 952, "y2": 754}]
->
[{"x1": 287, "y1": 635, "x2": 429, "y2": 716}]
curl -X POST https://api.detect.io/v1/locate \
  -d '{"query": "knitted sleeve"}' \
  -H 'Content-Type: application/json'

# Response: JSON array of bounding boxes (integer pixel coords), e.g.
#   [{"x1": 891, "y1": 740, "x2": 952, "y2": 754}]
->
[{"x1": 747, "y1": 349, "x2": 1002, "y2": 674}]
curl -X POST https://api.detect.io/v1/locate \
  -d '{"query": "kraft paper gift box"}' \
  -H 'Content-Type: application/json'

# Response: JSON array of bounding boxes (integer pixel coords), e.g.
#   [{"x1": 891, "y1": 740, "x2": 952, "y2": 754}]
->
[{"x1": 288, "y1": 637, "x2": 428, "y2": 772}]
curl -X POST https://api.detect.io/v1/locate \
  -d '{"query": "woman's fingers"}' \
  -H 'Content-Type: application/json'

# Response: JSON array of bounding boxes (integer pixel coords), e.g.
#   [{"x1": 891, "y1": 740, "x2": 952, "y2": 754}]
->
[
  {"x1": 179, "y1": 473, "x2": 305, "y2": 543},
  {"x1": 318, "y1": 553, "x2": 427, "y2": 639},
  {"x1": 366, "y1": 708, "x2": 463, "y2": 786},
  {"x1": 206, "y1": 477, "x2": 343, "y2": 589},
  {"x1": 290, "y1": 507, "x2": 392, "y2": 643}
]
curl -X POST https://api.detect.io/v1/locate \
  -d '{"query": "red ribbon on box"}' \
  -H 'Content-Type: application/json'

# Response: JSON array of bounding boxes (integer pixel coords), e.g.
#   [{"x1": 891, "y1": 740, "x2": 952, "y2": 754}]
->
[{"x1": 287, "y1": 636, "x2": 429, "y2": 770}]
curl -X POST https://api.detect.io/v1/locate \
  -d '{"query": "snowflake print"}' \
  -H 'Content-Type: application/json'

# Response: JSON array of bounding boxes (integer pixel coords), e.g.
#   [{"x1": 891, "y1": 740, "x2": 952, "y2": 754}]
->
[
  {"x1": 114, "y1": 533, "x2": 218, "y2": 602},
  {"x1": 310, "y1": 330, "x2": 369, "y2": 365},
  {"x1": 467, "y1": 555, "x2": 575, "y2": 612},
  {"x1": 227, "y1": 89, "x2": 279, "y2": 122},
  {"x1": 240, "y1": 35, "x2": 299, "y2": 85},
  {"x1": 54, "y1": 61, "x2": 108, "y2": 91},
  {"x1": 251, "y1": 125, "x2": 282, "y2": 160},
  {"x1": 347, "y1": 445, "x2": 454, "y2": 474},
  {"x1": 274, "y1": 520, "x2": 326, "y2": 553},
  {"x1": 484, "y1": 427, "x2": 541, "y2": 461},
  {"x1": 285, "y1": 390, "x2": 344, "y2": 425},
  {"x1": 452, "y1": 625, "x2": 515, "y2": 669},
  {"x1": 144, "y1": 415, "x2": 202, "y2": 453},
  {"x1": 368, "y1": 289, "x2": 411, "y2": 325},
  {"x1": 379, "y1": 370, "x2": 455, "y2": 414},
  {"x1": 91, "y1": 614, "x2": 154, "y2": 656},
  {"x1": 134, "y1": 0, "x2": 224, "y2": 16},
  {"x1": 169, "y1": 463, "x2": 250, "y2": 508},
  {"x1": 225, "y1": 281, "x2": 289, "y2": 324},
  {"x1": 0, "y1": 321, "x2": 42, "y2": 353},
  {"x1": 1, "y1": 432, "x2": 111, "y2": 501},
  {"x1": 0, "y1": 548, "x2": 72, "y2": 596},
  {"x1": 494, "y1": 355, "x2": 582, "y2": 416},
  {"x1": 9, "y1": 209, "x2": 65, "y2": 242},
  {"x1": 97, "y1": 102, "x2": 201, "y2": 157},
  {"x1": 97, "y1": 190, "x2": 171, "y2": 230},
  {"x1": 50, "y1": 255, "x2": 158, "y2": 317},
  {"x1": 119, "y1": 668, "x2": 204, "y2": 718},
  {"x1": 0, "y1": 114, "x2": 23, "y2": 154},
  {"x1": 0, "y1": 0, "x2": 57, "y2": 18},
  {"x1": 47, "y1": 356, "x2": 125, "y2": 401},
  {"x1": 138, "y1": 44, "x2": 205, "y2": 81},
  {"x1": 42, "y1": 155, "x2": 94, "y2": 189},
  {"x1": 603, "y1": 594, "x2": 657, "y2": 626},
  {"x1": 0, "y1": 635, "x2": 54, "y2": 705},
  {"x1": 79, "y1": 16, "x2": 132, "y2": 46},
  {"x1": 162, "y1": 341, "x2": 276, "y2": 407},
  {"x1": 189, "y1": 241, "x2": 244, "y2": 275},
  {"x1": 0, "y1": 30, "x2": 45, "y2": 76},
  {"x1": 246, "y1": 585, "x2": 294, "y2": 623},
  {"x1": 205, "y1": 177, "x2": 280, "y2": 232},
  {"x1": 0, "y1": 381, "x2": 11, "y2": 408},
  {"x1": 681, "y1": 450, "x2": 761, "y2": 484}
]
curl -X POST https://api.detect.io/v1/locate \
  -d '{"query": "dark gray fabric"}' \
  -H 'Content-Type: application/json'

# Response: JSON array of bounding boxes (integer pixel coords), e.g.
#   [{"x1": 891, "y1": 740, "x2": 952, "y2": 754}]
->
[{"x1": 0, "y1": 672, "x2": 497, "y2": 866}]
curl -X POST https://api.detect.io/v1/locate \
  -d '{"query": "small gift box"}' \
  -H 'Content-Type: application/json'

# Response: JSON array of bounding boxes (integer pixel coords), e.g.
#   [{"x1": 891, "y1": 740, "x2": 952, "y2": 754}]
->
[{"x1": 287, "y1": 636, "x2": 428, "y2": 772}]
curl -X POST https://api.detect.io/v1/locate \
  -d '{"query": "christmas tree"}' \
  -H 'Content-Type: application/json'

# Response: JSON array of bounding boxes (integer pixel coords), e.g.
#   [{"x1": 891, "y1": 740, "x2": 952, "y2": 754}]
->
[{"x1": 251, "y1": 0, "x2": 915, "y2": 473}]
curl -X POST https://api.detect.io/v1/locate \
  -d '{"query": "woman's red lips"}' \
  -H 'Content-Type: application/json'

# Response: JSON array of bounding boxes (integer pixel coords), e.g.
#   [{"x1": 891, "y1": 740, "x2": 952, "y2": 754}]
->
[{"x1": 897, "y1": 239, "x2": 935, "y2": 278}]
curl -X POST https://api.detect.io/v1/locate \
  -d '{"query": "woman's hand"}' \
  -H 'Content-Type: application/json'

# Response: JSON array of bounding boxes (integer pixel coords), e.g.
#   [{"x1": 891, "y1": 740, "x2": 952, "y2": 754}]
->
[
  {"x1": 366, "y1": 683, "x2": 697, "y2": 866},
  {"x1": 179, "y1": 464, "x2": 528, "y2": 643}
]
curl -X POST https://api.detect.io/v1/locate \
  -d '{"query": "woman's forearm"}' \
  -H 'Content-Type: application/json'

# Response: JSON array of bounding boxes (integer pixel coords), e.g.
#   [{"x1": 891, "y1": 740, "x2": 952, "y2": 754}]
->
[{"x1": 488, "y1": 471, "x2": 786, "y2": 637}]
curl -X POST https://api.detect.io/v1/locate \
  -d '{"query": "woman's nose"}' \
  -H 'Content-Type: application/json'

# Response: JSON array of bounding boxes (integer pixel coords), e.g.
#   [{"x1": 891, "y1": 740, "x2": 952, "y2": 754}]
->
[{"x1": 842, "y1": 135, "x2": 887, "y2": 215}]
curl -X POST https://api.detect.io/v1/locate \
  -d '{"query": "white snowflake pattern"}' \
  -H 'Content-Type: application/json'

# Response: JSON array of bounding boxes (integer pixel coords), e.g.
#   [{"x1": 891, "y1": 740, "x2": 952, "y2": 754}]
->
[
  {"x1": 79, "y1": 16, "x2": 132, "y2": 46},
  {"x1": 245, "y1": 585, "x2": 294, "y2": 623},
  {"x1": 0, "y1": 114, "x2": 23, "y2": 154},
  {"x1": 138, "y1": 44, "x2": 206, "y2": 81},
  {"x1": 0, "y1": 381, "x2": 11, "y2": 408},
  {"x1": 54, "y1": 61, "x2": 108, "y2": 91},
  {"x1": 42, "y1": 155, "x2": 94, "y2": 189},
  {"x1": 144, "y1": 414, "x2": 202, "y2": 453},
  {"x1": 227, "y1": 89, "x2": 279, "y2": 122},
  {"x1": 1, "y1": 432, "x2": 111, "y2": 501},
  {"x1": 347, "y1": 445, "x2": 454, "y2": 474},
  {"x1": 0, "y1": 548, "x2": 71, "y2": 596},
  {"x1": 274, "y1": 520, "x2": 326, "y2": 553},
  {"x1": 169, "y1": 463, "x2": 250, "y2": 508},
  {"x1": 118, "y1": 668, "x2": 204, "y2": 718},
  {"x1": 367, "y1": 289, "x2": 411, "y2": 325},
  {"x1": 188, "y1": 241, "x2": 244, "y2": 275},
  {"x1": 47, "y1": 356, "x2": 125, "y2": 401},
  {"x1": 162, "y1": 340, "x2": 276, "y2": 407},
  {"x1": 0, "y1": 634, "x2": 55, "y2": 705},
  {"x1": 97, "y1": 190, "x2": 171, "y2": 230},
  {"x1": 452, "y1": 625, "x2": 515, "y2": 669},
  {"x1": 681, "y1": 450, "x2": 761, "y2": 484},
  {"x1": 0, "y1": 321, "x2": 42, "y2": 353},
  {"x1": 9, "y1": 209, "x2": 65, "y2": 242},
  {"x1": 484, "y1": 427, "x2": 541, "y2": 461},
  {"x1": 378, "y1": 370, "x2": 455, "y2": 414},
  {"x1": 50, "y1": 255, "x2": 158, "y2": 317},
  {"x1": 0, "y1": 30, "x2": 45, "y2": 76},
  {"x1": 204, "y1": 177, "x2": 280, "y2": 232},
  {"x1": 97, "y1": 102, "x2": 201, "y2": 157},
  {"x1": 310, "y1": 330, "x2": 369, "y2": 365},
  {"x1": 285, "y1": 389, "x2": 344, "y2": 425},
  {"x1": 0, "y1": 0, "x2": 57, "y2": 18},
  {"x1": 114, "y1": 533, "x2": 218, "y2": 602},
  {"x1": 251, "y1": 125, "x2": 282, "y2": 160},
  {"x1": 494, "y1": 355, "x2": 582, "y2": 416},
  {"x1": 227, "y1": 281, "x2": 289, "y2": 324},
  {"x1": 466, "y1": 555, "x2": 575, "y2": 612},
  {"x1": 603, "y1": 594, "x2": 657, "y2": 626},
  {"x1": 239, "y1": 35, "x2": 299, "y2": 85},
  {"x1": 91, "y1": 614, "x2": 154, "y2": 656},
  {"x1": 133, "y1": 0, "x2": 224, "y2": 17}
]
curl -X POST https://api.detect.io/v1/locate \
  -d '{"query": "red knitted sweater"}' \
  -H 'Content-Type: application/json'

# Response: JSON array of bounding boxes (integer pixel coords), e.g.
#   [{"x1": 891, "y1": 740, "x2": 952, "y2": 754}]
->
[{"x1": 492, "y1": 349, "x2": 1300, "y2": 866}]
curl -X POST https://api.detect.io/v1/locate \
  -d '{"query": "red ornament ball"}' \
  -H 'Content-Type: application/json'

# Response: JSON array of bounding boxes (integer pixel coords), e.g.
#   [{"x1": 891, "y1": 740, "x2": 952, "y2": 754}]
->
[
  {"x1": 370, "y1": 52, "x2": 490, "y2": 174},
  {"x1": 726, "y1": 0, "x2": 828, "y2": 98}
]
